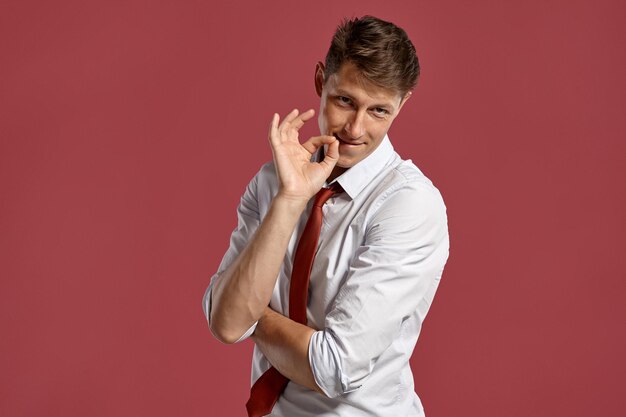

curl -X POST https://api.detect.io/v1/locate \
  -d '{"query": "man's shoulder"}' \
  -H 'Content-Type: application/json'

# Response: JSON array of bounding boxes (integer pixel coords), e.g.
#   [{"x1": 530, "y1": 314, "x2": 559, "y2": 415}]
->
[
  {"x1": 363, "y1": 158, "x2": 448, "y2": 235},
  {"x1": 256, "y1": 160, "x2": 278, "y2": 179},
  {"x1": 247, "y1": 160, "x2": 279, "y2": 189},
  {"x1": 377, "y1": 157, "x2": 444, "y2": 205},
  {"x1": 241, "y1": 161, "x2": 280, "y2": 209}
]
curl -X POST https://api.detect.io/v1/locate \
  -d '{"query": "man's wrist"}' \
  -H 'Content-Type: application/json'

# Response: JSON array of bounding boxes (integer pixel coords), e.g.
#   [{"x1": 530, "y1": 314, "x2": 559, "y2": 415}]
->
[{"x1": 272, "y1": 192, "x2": 310, "y2": 215}]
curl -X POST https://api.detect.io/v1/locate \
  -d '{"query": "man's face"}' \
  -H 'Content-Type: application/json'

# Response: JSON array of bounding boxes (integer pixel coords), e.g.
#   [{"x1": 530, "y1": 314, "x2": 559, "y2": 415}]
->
[{"x1": 316, "y1": 61, "x2": 410, "y2": 170}]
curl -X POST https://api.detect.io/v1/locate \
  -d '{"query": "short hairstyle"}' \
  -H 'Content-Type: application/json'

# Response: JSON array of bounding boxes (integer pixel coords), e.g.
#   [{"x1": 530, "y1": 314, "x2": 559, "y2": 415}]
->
[{"x1": 324, "y1": 15, "x2": 420, "y2": 96}]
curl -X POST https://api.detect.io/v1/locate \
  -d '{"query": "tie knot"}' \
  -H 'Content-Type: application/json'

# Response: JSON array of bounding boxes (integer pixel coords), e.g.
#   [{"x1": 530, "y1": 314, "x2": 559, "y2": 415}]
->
[{"x1": 313, "y1": 184, "x2": 341, "y2": 207}]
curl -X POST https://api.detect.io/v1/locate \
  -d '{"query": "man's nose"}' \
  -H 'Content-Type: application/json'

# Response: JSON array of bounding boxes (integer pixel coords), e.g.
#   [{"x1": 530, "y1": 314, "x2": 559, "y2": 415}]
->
[{"x1": 344, "y1": 110, "x2": 366, "y2": 139}]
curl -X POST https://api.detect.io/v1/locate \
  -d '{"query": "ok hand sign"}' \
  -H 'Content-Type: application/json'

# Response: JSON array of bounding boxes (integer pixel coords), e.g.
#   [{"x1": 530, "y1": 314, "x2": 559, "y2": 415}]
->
[{"x1": 269, "y1": 109, "x2": 339, "y2": 203}]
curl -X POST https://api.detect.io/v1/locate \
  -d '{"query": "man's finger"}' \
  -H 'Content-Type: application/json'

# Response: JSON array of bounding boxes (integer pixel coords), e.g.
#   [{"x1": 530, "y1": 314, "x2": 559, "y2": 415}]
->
[
  {"x1": 322, "y1": 137, "x2": 340, "y2": 163},
  {"x1": 317, "y1": 139, "x2": 339, "y2": 173},
  {"x1": 302, "y1": 135, "x2": 336, "y2": 154},
  {"x1": 277, "y1": 109, "x2": 300, "y2": 138},
  {"x1": 280, "y1": 108, "x2": 315, "y2": 134},
  {"x1": 281, "y1": 109, "x2": 300, "y2": 125},
  {"x1": 268, "y1": 113, "x2": 280, "y2": 146},
  {"x1": 290, "y1": 109, "x2": 315, "y2": 130}
]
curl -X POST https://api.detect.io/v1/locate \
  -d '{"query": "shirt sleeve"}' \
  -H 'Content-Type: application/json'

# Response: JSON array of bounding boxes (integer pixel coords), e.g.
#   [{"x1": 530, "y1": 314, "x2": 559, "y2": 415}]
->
[
  {"x1": 202, "y1": 168, "x2": 263, "y2": 343},
  {"x1": 308, "y1": 180, "x2": 450, "y2": 397}
]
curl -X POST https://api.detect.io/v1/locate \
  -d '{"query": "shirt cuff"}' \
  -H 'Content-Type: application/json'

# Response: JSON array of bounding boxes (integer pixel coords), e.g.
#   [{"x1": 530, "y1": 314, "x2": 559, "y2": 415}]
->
[
  {"x1": 308, "y1": 329, "x2": 361, "y2": 398},
  {"x1": 202, "y1": 280, "x2": 258, "y2": 343}
]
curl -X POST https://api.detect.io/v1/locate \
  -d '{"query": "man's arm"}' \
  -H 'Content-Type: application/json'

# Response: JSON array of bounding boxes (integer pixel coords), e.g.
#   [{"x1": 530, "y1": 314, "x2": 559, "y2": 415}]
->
[
  {"x1": 251, "y1": 307, "x2": 324, "y2": 394},
  {"x1": 209, "y1": 194, "x2": 306, "y2": 344},
  {"x1": 209, "y1": 109, "x2": 338, "y2": 344}
]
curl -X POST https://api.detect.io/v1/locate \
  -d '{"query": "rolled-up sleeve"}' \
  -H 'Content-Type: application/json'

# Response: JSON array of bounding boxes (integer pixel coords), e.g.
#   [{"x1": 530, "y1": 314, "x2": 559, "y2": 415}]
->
[
  {"x1": 202, "y1": 167, "x2": 265, "y2": 343},
  {"x1": 308, "y1": 181, "x2": 449, "y2": 397}
]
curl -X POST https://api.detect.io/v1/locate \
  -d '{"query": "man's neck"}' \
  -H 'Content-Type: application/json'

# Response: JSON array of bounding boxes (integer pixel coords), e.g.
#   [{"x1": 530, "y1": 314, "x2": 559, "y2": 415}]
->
[{"x1": 327, "y1": 165, "x2": 347, "y2": 184}]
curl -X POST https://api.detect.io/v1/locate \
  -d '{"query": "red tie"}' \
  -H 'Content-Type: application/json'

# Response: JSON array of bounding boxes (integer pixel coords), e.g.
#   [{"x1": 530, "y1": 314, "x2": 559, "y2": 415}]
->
[{"x1": 246, "y1": 185, "x2": 340, "y2": 417}]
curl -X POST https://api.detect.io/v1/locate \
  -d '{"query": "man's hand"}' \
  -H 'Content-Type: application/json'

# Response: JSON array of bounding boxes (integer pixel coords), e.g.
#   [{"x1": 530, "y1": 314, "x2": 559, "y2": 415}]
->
[{"x1": 269, "y1": 109, "x2": 339, "y2": 202}]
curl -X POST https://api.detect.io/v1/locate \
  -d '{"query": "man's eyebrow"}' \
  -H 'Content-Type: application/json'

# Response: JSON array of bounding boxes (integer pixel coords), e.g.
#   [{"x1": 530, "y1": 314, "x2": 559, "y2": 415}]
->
[{"x1": 333, "y1": 88, "x2": 354, "y2": 98}]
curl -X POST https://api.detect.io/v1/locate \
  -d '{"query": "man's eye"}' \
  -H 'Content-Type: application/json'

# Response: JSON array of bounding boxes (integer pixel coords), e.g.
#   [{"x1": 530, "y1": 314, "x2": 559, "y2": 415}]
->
[
  {"x1": 373, "y1": 107, "x2": 388, "y2": 116},
  {"x1": 337, "y1": 96, "x2": 351, "y2": 105}
]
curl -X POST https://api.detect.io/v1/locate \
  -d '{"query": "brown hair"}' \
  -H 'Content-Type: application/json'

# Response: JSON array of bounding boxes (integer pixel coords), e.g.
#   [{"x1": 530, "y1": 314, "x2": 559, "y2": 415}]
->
[{"x1": 324, "y1": 15, "x2": 420, "y2": 96}]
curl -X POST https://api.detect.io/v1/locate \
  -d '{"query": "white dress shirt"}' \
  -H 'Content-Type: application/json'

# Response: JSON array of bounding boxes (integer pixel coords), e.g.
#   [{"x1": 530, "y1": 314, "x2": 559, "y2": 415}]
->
[{"x1": 203, "y1": 136, "x2": 449, "y2": 416}]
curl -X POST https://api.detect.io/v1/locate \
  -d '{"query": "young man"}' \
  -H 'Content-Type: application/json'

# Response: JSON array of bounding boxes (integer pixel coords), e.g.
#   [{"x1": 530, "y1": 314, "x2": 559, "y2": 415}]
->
[{"x1": 203, "y1": 16, "x2": 449, "y2": 417}]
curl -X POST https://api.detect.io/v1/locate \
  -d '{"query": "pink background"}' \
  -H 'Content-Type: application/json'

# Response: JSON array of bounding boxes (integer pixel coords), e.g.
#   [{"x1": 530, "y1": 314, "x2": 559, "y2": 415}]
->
[{"x1": 1, "y1": 1, "x2": 624, "y2": 416}]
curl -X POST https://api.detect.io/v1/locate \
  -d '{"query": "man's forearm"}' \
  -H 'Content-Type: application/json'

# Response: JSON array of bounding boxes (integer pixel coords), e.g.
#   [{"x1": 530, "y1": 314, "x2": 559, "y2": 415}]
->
[
  {"x1": 210, "y1": 195, "x2": 307, "y2": 343},
  {"x1": 252, "y1": 307, "x2": 324, "y2": 395}
]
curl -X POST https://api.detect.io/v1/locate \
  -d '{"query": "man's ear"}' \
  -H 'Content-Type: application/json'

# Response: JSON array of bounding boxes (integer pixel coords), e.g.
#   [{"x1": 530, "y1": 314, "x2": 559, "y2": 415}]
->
[
  {"x1": 397, "y1": 91, "x2": 412, "y2": 112},
  {"x1": 314, "y1": 61, "x2": 325, "y2": 97}
]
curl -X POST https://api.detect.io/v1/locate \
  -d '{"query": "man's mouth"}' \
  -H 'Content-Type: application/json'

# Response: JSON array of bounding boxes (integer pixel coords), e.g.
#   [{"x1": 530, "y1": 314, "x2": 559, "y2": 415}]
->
[{"x1": 333, "y1": 134, "x2": 363, "y2": 146}]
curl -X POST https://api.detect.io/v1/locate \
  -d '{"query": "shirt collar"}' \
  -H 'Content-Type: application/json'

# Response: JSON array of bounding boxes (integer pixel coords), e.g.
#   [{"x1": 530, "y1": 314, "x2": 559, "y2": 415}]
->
[{"x1": 316, "y1": 135, "x2": 396, "y2": 200}]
